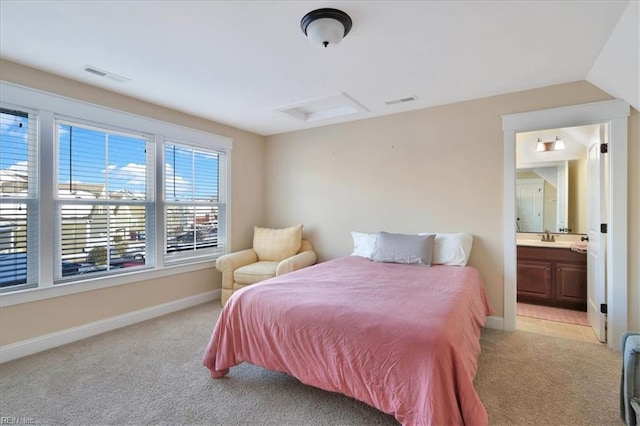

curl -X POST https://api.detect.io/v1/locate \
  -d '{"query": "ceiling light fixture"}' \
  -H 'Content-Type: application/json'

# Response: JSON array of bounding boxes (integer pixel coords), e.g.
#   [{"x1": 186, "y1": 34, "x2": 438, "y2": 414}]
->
[{"x1": 301, "y1": 8, "x2": 352, "y2": 48}]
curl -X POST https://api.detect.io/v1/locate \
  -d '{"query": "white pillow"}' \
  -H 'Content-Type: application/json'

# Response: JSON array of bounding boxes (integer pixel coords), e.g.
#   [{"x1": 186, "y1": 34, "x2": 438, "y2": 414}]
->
[
  {"x1": 350, "y1": 231, "x2": 378, "y2": 258},
  {"x1": 352, "y1": 231, "x2": 473, "y2": 265},
  {"x1": 419, "y1": 233, "x2": 473, "y2": 266}
]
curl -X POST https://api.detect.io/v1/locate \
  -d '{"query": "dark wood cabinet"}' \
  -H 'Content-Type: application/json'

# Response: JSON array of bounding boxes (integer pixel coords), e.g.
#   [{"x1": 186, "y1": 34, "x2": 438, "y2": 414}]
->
[{"x1": 517, "y1": 245, "x2": 587, "y2": 311}]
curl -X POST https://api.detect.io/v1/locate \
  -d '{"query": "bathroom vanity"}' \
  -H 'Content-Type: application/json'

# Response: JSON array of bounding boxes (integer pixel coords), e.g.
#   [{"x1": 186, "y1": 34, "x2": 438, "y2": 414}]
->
[{"x1": 516, "y1": 242, "x2": 587, "y2": 311}]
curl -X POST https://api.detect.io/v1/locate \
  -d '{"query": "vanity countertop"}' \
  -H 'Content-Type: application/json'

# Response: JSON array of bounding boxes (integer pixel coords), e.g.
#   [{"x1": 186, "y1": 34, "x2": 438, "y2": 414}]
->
[{"x1": 516, "y1": 240, "x2": 576, "y2": 249}]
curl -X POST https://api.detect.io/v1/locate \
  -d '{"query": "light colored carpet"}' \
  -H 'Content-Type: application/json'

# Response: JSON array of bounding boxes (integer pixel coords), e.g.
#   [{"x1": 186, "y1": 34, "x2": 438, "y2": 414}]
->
[
  {"x1": 517, "y1": 302, "x2": 590, "y2": 326},
  {"x1": 0, "y1": 301, "x2": 623, "y2": 425}
]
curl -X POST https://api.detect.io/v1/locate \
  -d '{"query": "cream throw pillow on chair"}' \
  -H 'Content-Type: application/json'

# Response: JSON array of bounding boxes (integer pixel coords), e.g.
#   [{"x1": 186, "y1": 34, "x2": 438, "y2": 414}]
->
[{"x1": 253, "y1": 225, "x2": 302, "y2": 261}]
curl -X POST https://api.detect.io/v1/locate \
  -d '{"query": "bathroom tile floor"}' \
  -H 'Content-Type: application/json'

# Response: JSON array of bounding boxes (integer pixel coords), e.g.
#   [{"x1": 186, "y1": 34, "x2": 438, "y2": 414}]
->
[
  {"x1": 516, "y1": 315, "x2": 601, "y2": 343},
  {"x1": 517, "y1": 302, "x2": 589, "y2": 326}
]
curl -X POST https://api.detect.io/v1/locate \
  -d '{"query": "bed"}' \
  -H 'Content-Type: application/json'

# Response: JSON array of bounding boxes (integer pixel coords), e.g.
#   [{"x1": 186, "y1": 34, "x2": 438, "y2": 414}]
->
[{"x1": 203, "y1": 252, "x2": 493, "y2": 425}]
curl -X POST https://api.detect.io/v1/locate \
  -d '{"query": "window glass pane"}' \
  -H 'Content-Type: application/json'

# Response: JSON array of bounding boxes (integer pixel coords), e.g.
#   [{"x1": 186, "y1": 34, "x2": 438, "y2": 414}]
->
[
  {"x1": 60, "y1": 203, "x2": 147, "y2": 278},
  {"x1": 194, "y1": 150, "x2": 219, "y2": 202},
  {"x1": 0, "y1": 109, "x2": 35, "y2": 290},
  {"x1": 165, "y1": 145, "x2": 193, "y2": 201},
  {"x1": 0, "y1": 203, "x2": 27, "y2": 287},
  {"x1": 164, "y1": 143, "x2": 221, "y2": 260},
  {"x1": 108, "y1": 133, "x2": 148, "y2": 199},
  {"x1": 58, "y1": 123, "x2": 148, "y2": 199},
  {"x1": 165, "y1": 145, "x2": 219, "y2": 202},
  {"x1": 0, "y1": 109, "x2": 30, "y2": 195},
  {"x1": 166, "y1": 205, "x2": 219, "y2": 253}
]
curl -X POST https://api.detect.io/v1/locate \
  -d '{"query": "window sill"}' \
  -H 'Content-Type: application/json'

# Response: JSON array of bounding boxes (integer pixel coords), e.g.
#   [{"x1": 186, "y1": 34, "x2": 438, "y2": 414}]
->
[{"x1": 0, "y1": 259, "x2": 217, "y2": 308}]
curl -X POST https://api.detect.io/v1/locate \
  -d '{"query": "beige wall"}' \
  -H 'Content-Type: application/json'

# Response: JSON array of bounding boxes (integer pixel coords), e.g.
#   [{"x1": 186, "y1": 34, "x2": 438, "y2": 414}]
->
[
  {"x1": 264, "y1": 80, "x2": 639, "y2": 326},
  {"x1": 2, "y1": 59, "x2": 638, "y2": 347},
  {"x1": 0, "y1": 60, "x2": 265, "y2": 345},
  {"x1": 0, "y1": 269, "x2": 213, "y2": 344}
]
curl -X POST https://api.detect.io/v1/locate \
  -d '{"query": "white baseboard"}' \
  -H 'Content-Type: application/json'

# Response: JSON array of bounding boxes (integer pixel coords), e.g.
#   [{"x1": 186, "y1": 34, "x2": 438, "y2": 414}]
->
[
  {"x1": 484, "y1": 315, "x2": 504, "y2": 330},
  {"x1": 0, "y1": 290, "x2": 220, "y2": 364}
]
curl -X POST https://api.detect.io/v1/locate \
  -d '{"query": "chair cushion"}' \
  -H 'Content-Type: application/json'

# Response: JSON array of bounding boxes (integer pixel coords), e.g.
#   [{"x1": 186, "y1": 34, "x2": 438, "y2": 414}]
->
[
  {"x1": 253, "y1": 225, "x2": 302, "y2": 261},
  {"x1": 234, "y1": 261, "x2": 279, "y2": 285}
]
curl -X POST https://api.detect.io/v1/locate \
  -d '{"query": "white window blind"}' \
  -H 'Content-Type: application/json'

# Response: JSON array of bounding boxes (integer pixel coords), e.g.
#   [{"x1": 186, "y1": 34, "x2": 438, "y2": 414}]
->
[
  {"x1": 0, "y1": 108, "x2": 38, "y2": 291},
  {"x1": 55, "y1": 120, "x2": 154, "y2": 281},
  {"x1": 164, "y1": 142, "x2": 225, "y2": 263}
]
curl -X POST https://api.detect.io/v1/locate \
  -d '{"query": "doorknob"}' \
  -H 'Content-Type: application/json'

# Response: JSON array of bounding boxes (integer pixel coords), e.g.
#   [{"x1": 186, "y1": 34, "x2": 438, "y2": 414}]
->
[{"x1": 581, "y1": 236, "x2": 589, "y2": 242}]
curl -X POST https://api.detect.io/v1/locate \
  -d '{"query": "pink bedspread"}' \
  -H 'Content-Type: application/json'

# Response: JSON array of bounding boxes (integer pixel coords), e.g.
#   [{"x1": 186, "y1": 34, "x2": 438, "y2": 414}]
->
[{"x1": 203, "y1": 256, "x2": 494, "y2": 425}]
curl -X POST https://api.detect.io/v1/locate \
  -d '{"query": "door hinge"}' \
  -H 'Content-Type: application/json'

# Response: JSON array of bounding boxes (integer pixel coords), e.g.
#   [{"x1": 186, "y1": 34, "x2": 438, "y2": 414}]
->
[
  {"x1": 601, "y1": 223, "x2": 608, "y2": 233},
  {"x1": 600, "y1": 303, "x2": 608, "y2": 314},
  {"x1": 600, "y1": 143, "x2": 608, "y2": 154}
]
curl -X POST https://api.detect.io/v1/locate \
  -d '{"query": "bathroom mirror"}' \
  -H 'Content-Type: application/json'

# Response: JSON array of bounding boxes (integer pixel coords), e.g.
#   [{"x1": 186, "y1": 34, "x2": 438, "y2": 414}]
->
[{"x1": 516, "y1": 126, "x2": 592, "y2": 234}]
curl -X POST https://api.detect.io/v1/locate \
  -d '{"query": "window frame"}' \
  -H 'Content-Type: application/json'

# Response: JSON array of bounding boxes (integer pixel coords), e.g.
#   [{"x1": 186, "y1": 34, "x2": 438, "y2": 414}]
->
[
  {"x1": 0, "y1": 81, "x2": 232, "y2": 307},
  {"x1": 163, "y1": 141, "x2": 227, "y2": 264},
  {"x1": 53, "y1": 117, "x2": 157, "y2": 283}
]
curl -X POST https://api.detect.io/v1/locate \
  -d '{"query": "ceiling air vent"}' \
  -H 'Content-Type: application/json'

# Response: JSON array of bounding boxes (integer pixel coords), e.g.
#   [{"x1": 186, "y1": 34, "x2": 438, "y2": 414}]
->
[
  {"x1": 278, "y1": 93, "x2": 367, "y2": 122},
  {"x1": 385, "y1": 96, "x2": 417, "y2": 105},
  {"x1": 82, "y1": 65, "x2": 130, "y2": 83}
]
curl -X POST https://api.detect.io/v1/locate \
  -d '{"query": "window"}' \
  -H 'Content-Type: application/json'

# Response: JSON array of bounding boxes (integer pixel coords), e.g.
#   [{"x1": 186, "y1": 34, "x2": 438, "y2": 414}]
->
[
  {"x1": 0, "y1": 82, "x2": 231, "y2": 299},
  {"x1": 0, "y1": 108, "x2": 38, "y2": 291},
  {"x1": 55, "y1": 120, "x2": 154, "y2": 281},
  {"x1": 164, "y1": 143, "x2": 226, "y2": 262}
]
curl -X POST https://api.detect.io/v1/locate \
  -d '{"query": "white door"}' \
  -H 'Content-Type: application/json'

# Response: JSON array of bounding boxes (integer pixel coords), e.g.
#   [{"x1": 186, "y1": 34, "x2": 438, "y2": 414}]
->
[
  {"x1": 516, "y1": 179, "x2": 544, "y2": 232},
  {"x1": 587, "y1": 125, "x2": 606, "y2": 342}
]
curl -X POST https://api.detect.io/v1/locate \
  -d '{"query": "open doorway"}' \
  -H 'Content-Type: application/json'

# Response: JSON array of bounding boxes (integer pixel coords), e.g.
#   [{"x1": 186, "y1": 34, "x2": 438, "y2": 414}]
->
[
  {"x1": 514, "y1": 124, "x2": 600, "y2": 343},
  {"x1": 502, "y1": 99, "x2": 630, "y2": 351}
]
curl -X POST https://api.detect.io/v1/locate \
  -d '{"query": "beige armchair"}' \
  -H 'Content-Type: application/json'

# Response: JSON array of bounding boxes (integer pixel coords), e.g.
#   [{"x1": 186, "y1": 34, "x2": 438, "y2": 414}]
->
[{"x1": 216, "y1": 225, "x2": 317, "y2": 305}]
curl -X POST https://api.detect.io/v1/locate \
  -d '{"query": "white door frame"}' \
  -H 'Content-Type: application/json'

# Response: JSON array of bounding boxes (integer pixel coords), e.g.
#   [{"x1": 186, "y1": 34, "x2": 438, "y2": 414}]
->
[{"x1": 502, "y1": 99, "x2": 629, "y2": 351}]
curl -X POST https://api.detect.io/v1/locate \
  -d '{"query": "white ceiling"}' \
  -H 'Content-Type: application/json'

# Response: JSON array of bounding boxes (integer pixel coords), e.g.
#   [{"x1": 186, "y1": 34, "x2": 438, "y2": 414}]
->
[{"x1": 0, "y1": 1, "x2": 630, "y2": 136}]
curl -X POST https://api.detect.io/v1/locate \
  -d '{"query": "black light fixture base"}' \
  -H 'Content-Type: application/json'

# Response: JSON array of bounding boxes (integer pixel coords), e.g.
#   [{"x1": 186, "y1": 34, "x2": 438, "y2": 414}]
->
[{"x1": 300, "y1": 8, "x2": 352, "y2": 38}]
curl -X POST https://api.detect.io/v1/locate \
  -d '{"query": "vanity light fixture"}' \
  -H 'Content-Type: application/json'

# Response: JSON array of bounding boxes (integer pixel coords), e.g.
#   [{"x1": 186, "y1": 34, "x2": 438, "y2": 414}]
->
[
  {"x1": 301, "y1": 8, "x2": 352, "y2": 48},
  {"x1": 536, "y1": 136, "x2": 565, "y2": 152}
]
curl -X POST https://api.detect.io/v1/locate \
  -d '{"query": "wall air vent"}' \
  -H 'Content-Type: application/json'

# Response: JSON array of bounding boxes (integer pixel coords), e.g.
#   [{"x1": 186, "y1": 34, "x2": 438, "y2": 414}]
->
[
  {"x1": 82, "y1": 65, "x2": 131, "y2": 83},
  {"x1": 385, "y1": 96, "x2": 417, "y2": 105}
]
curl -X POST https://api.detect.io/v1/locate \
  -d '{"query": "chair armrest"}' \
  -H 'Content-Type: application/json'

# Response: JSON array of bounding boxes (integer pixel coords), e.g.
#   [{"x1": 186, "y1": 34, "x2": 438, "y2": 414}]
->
[
  {"x1": 622, "y1": 333, "x2": 640, "y2": 425},
  {"x1": 631, "y1": 398, "x2": 640, "y2": 418},
  {"x1": 215, "y1": 249, "x2": 258, "y2": 289},
  {"x1": 276, "y1": 250, "x2": 317, "y2": 276}
]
